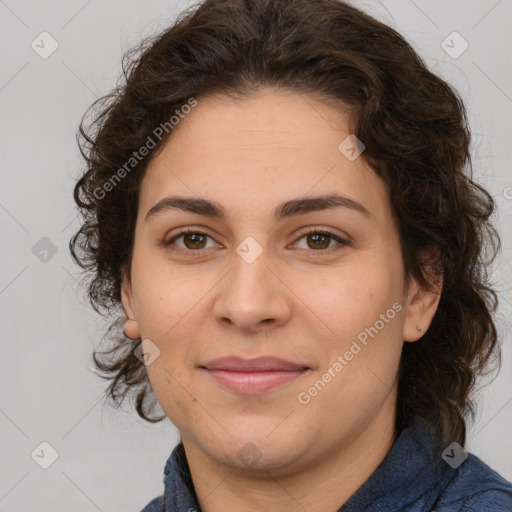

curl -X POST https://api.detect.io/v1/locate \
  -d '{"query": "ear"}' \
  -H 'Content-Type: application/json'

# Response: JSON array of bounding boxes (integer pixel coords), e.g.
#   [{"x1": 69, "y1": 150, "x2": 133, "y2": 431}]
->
[
  {"x1": 121, "y1": 269, "x2": 141, "y2": 340},
  {"x1": 402, "y1": 271, "x2": 443, "y2": 343}
]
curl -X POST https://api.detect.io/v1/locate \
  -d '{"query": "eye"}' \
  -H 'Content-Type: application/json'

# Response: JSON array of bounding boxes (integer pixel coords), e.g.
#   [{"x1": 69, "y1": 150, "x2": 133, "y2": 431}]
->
[
  {"x1": 164, "y1": 228, "x2": 218, "y2": 253},
  {"x1": 164, "y1": 226, "x2": 350, "y2": 255},
  {"x1": 292, "y1": 227, "x2": 349, "y2": 253}
]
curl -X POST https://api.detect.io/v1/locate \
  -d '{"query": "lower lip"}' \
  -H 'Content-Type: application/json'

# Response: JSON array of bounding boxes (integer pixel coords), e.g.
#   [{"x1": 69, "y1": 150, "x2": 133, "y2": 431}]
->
[{"x1": 203, "y1": 369, "x2": 308, "y2": 394}]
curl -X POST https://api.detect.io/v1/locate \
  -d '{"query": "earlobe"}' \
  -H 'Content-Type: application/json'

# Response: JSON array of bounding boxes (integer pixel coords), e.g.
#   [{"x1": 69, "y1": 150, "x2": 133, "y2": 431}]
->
[
  {"x1": 123, "y1": 318, "x2": 141, "y2": 340},
  {"x1": 121, "y1": 271, "x2": 141, "y2": 340}
]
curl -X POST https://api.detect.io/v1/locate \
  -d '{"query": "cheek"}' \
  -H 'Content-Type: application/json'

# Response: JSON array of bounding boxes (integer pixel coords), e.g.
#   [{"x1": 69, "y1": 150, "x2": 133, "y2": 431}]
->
[
  {"x1": 130, "y1": 252, "x2": 199, "y2": 339},
  {"x1": 300, "y1": 260, "x2": 405, "y2": 398},
  {"x1": 295, "y1": 260, "x2": 401, "y2": 336}
]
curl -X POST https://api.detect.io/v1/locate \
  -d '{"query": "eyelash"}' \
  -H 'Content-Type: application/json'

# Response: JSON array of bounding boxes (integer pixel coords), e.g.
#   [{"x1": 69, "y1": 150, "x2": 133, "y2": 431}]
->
[{"x1": 164, "y1": 226, "x2": 350, "y2": 256}]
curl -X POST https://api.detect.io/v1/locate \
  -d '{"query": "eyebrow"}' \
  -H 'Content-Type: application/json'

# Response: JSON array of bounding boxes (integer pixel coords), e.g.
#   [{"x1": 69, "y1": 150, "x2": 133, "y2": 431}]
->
[{"x1": 144, "y1": 193, "x2": 372, "y2": 223}]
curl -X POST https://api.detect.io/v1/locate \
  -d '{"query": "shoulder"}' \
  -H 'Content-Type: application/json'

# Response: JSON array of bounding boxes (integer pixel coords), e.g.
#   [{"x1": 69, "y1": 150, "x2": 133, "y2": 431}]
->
[
  {"x1": 139, "y1": 494, "x2": 164, "y2": 512},
  {"x1": 435, "y1": 453, "x2": 512, "y2": 511}
]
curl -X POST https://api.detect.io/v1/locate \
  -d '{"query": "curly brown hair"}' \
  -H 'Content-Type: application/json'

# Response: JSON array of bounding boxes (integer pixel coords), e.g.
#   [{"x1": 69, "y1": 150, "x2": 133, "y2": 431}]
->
[{"x1": 70, "y1": 0, "x2": 501, "y2": 452}]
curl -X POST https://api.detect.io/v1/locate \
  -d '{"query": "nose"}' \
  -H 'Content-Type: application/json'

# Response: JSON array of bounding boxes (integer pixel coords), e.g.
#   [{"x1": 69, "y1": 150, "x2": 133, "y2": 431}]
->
[{"x1": 212, "y1": 247, "x2": 292, "y2": 334}]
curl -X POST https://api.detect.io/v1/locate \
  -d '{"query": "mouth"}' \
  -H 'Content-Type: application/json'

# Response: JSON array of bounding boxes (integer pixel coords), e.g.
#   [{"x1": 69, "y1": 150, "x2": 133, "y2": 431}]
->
[{"x1": 199, "y1": 356, "x2": 311, "y2": 394}]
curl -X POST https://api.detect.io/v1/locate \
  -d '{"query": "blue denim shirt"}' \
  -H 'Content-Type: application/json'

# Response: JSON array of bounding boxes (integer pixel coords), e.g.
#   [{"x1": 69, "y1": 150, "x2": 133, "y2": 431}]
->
[{"x1": 141, "y1": 417, "x2": 512, "y2": 511}]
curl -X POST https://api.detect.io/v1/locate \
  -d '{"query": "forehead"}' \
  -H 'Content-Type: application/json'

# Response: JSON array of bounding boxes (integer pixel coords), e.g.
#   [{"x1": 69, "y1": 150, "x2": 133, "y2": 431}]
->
[{"x1": 139, "y1": 90, "x2": 391, "y2": 224}]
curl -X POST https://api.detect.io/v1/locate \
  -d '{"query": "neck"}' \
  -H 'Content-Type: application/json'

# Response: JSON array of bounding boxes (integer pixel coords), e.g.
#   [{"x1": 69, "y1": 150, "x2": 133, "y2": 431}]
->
[{"x1": 182, "y1": 403, "x2": 397, "y2": 512}]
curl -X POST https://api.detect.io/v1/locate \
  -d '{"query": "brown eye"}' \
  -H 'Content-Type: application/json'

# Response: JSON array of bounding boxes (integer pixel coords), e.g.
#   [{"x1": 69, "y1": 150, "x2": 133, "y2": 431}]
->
[
  {"x1": 294, "y1": 229, "x2": 349, "y2": 253},
  {"x1": 164, "y1": 227, "x2": 349, "y2": 256},
  {"x1": 165, "y1": 229, "x2": 216, "y2": 252}
]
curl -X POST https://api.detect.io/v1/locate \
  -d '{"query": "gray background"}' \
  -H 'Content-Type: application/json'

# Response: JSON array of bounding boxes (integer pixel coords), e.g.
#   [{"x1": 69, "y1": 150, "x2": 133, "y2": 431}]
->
[{"x1": 1, "y1": 0, "x2": 511, "y2": 510}]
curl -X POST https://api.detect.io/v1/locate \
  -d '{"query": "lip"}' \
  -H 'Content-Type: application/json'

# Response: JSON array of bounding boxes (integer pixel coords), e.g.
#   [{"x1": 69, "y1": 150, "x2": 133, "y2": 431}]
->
[{"x1": 200, "y1": 356, "x2": 310, "y2": 394}]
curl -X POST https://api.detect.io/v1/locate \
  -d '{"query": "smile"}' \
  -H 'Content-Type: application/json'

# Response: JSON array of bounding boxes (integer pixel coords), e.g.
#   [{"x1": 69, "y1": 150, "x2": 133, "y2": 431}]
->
[{"x1": 199, "y1": 356, "x2": 311, "y2": 394}]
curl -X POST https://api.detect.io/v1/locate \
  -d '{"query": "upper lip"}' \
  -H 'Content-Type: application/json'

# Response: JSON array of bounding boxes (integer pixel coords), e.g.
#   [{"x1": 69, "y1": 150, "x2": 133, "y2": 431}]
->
[{"x1": 201, "y1": 356, "x2": 309, "y2": 372}]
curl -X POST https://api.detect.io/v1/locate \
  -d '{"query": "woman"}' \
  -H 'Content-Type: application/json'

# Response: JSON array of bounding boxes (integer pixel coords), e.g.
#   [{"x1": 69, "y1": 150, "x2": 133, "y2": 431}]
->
[{"x1": 70, "y1": 0, "x2": 512, "y2": 510}]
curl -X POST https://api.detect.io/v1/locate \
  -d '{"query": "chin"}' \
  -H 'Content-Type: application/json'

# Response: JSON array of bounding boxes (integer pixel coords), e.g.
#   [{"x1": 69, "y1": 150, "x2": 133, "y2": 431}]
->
[{"x1": 201, "y1": 425, "x2": 310, "y2": 473}]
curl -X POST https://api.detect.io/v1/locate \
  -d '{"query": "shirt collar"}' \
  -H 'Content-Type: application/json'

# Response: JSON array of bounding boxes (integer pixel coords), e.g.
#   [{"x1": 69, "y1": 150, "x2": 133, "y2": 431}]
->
[
  {"x1": 339, "y1": 416, "x2": 450, "y2": 511},
  {"x1": 162, "y1": 440, "x2": 199, "y2": 511}
]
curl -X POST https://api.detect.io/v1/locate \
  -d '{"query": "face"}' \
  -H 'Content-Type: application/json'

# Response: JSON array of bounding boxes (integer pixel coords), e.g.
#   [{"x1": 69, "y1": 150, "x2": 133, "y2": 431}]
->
[{"x1": 122, "y1": 88, "x2": 440, "y2": 474}]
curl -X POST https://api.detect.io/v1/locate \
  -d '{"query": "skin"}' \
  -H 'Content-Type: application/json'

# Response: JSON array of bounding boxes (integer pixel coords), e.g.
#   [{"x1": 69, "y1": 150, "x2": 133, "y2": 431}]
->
[{"x1": 122, "y1": 88, "x2": 442, "y2": 512}]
